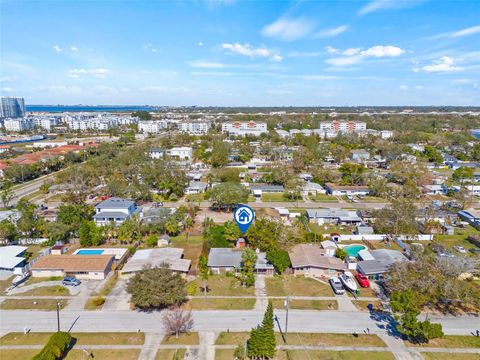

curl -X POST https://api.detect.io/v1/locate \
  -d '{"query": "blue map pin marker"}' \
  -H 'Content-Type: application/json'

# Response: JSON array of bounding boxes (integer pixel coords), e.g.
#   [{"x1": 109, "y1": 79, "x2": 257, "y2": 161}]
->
[{"x1": 234, "y1": 204, "x2": 255, "y2": 233}]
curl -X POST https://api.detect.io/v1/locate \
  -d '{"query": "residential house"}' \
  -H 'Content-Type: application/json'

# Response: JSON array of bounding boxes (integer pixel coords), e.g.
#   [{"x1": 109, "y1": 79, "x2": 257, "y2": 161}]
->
[
  {"x1": 302, "y1": 182, "x2": 326, "y2": 196},
  {"x1": 350, "y1": 149, "x2": 370, "y2": 163},
  {"x1": 185, "y1": 181, "x2": 208, "y2": 195},
  {"x1": 324, "y1": 183, "x2": 370, "y2": 196},
  {"x1": 120, "y1": 248, "x2": 191, "y2": 277},
  {"x1": 357, "y1": 249, "x2": 408, "y2": 277},
  {"x1": 31, "y1": 255, "x2": 114, "y2": 280},
  {"x1": 289, "y1": 244, "x2": 346, "y2": 276},
  {"x1": 93, "y1": 197, "x2": 138, "y2": 226},
  {"x1": 207, "y1": 248, "x2": 274, "y2": 275},
  {"x1": 0, "y1": 245, "x2": 27, "y2": 272},
  {"x1": 306, "y1": 209, "x2": 362, "y2": 225}
]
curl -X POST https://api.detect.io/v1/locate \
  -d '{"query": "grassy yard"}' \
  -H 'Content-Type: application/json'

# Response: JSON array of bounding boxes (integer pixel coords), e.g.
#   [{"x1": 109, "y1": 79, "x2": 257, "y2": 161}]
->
[
  {"x1": 422, "y1": 354, "x2": 480, "y2": 360},
  {"x1": 353, "y1": 300, "x2": 384, "y2": 311},
  {"x1": 358, "y1": 196, "x2": 387, "y2": 203},
  {"x1": 215, "y1": 331, "x2": 250, "y2": 345},
  {"x1": 405, "y1": 335, "x2": 480, "y2": 348},
  {"x1": 435, "y1": 226, "x2": 480, "y2": 253},
  {"x1": 0, "y1": 332, "x2": 145, "y2": 345},
  {"x1": 277, "y1": 350, "x2": 394, "y2": 360},
  {"x1": 0, "y1": 275, "x2": 14, "y2": 294},
  {"x1": 215, "y1": 349, "x2": 236, "y2": 360},
  {"x1": 271, "y1": 299, "x2": 338, "y2": 310},
  {"x1": 23, "y1": 276, "x2": 63, "y2": 286},
  {"x1": 0, "y1": 299, "x2": 68, "y2": 310},
  {"x1": 0, "y1": 349, "x2": 39, "y2": 360},
  {"x1": 265, "y1": 276, "x2": 332, "y2": 297},
  {"x1": 65, "y1": 349, "x2": 140, "y2": 360},
  {"x1": 275, "y1": 333, "x2": 387, "y2": 347},
  {"x1": 84, "y1": 296, "x2": 106, "y2": 310},
  {"x1": 183, "y1": 298, "x2": 255, "y2": 310},
  {"x1": 16, "y1": 285, "x2": 70, "y2": 297},
  {"x1": 170, "y1": 235, "x2": 203, "y2": 271},
  {"x1": 185, "y1": 193, "x2": 205, "y2": 202},
  {"x1": 25, "y1": 245, "x2": 48, "y2": 261},
  {"x1": 161, "y1": 332, "x2": 199, "y2": 345},
  {"x1": 156, "y1": 349, "x2": 187, "y2": 360},
  {"x1": 194, "y1": 275, "x2": 255, "y2": 296},
  {"x1": 309, "y1": 194, "x2": 339, "y2": 202},
  {"x1": 262, "y1": 193, "x2": 304, "y2": 202}
]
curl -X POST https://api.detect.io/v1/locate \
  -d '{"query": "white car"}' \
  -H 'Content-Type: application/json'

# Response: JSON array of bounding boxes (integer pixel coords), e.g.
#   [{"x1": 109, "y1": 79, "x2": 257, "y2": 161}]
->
[
  {"x1": 329, "y1": 277, "x2": 345, "y2": 295},
  {"x1": 453, "y1": 246, "x2": 466, "y2": 254}
]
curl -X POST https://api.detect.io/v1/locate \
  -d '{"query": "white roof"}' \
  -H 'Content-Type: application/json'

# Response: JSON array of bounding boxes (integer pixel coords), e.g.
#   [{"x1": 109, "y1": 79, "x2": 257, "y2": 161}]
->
[
  {"x1": 0, "y1": 246, "x2": 28, "y2": 269},
  {"x1": 121, "y1": 247, "x2": 191, "y2": 273},
  {"x1": 358, "y1": 250, "x2": 375, "y2": 261}
]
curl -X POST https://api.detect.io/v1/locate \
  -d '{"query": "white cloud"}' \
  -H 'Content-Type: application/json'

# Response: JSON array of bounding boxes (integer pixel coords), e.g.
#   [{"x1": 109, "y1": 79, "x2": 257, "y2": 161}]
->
[
  {"x1": 222, "y1": 43, "x2": 281, "y2": 61},
  {"x1": 188, "y1": 61, "x2": 225, "y2": 69},
  {"x1": 414, "y1": 56, "x2": 463, "y2": 73},
  {"x1": 198, "y1": 42, "x2": 204, "y2": 47},
  {"x1": 326, "y1": 45, "x2": 404, "y2": 66},
  {"x1": 144, "y1": 43, "x2": 158, "y2": 53},
  {"x1": 67, "y1": 68, "x2": 110, "y2": 79},
  {"x1": 450, "y1": 25, "x2": 480, "y2": 38},
  {"x1": 358, "y1": 0, "x2": 425, "y2": 16},
  {"x1": 261, "y1": 17, "x2": 314, "y2": 41},
  {"x1": 53, "y1": 45, "x2": 62, "y2": 53},
  {"x1": 315, "y1": 25, "x2": 349, "y2": 38},
  {"x1": 70, "y1": 46, "x2": 78, "y2": 52}
]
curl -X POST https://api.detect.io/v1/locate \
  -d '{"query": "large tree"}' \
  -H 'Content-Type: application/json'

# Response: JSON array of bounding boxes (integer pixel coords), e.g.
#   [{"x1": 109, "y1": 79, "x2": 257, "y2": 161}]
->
[
  {"x1": 127, "y1": 266, "x2": 187, "y2": 310},
  {"x1": 208, "y1": 182, "x2": 249, "y2": 210},
  {"x1": 246, "y1": 218, "x2": 283, "y2": 252},
  {"x1": 162, "y1": 308, "x2": 194, "y2": 339}
]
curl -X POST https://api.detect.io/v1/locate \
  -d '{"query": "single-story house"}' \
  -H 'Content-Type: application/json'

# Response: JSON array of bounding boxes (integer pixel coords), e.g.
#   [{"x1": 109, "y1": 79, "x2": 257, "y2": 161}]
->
[
  {"x1": 207, "y1": 248, "x2": 274, "y2": 275},
  {"x1": 120, "y1": 248, "x2": 191, "y2": 277},
  {"x1": 357, "y1": 249, "x2": 408, "y2": 277},
  {"x1": 0, "y1": 245, "x2": 28, "y2": 272},
  {"x1": 422, "y1": 184, "x2": 446, "y2": 195},
  {"x1": 289, "y1": 244, "x2": 346, "y2": 276},
  {"x1": 350, "y1": 150, "x2": 370, "y2": 163},
  {"x1": 31, "y1": 255, "x2": 114, "y2": 280},
  {"x1": 185, "y1": 181, "x2": 208, "y2": 195},
  {"x1": 298, "y1": 173, "x2": 313, "y2": 182},
  {"x1": 324, "y1": 183, "x2": 370, "y2": 196},
  {"x1": 306, "y1": 209, "x2": 362, "y2": 225},
  {"x1": 250, "y1": 184, "x2": 285, "y2": 196},
  {"x1": 302, "y1": 182, "x2": 326, "y2": 196}
]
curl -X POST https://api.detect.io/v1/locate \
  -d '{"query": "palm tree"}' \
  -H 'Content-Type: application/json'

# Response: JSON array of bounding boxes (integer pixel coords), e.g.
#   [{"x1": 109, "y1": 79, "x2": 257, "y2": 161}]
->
[{"x1": 184, "y1": 217, "x2": 194, "y2": 243}]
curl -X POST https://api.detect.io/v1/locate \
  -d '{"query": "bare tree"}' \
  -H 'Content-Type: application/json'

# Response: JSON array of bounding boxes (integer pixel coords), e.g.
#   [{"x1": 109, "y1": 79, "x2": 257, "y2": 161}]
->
[{"x1": 162, "y1": 308, "x2": 194, "y2": 338}]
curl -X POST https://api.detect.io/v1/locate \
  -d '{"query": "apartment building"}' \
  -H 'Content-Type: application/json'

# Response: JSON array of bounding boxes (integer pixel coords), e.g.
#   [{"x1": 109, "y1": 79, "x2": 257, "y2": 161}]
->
[
  {"x1": 179, "y1": 121, "x2": 210, "y2": 135},
  {"x1": 149, "y1": 147, "x2": 192, "y2": 160},
  {"x1": 319, "y1": 121, "x2": 367, "y2": 133},
  {"x1": 221, "y1": 121, "x2": 268, "y2": 136},
  {"x1": 138, "y1": 120, "x2": 168, "y2": 134},
  {"x1": 3, "y1": 118, "x2": 34, "y2": 132}
]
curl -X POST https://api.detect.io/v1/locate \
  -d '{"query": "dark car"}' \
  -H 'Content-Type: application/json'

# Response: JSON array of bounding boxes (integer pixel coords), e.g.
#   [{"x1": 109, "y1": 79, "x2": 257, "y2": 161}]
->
[
  {"x1": 469, "y1": 247, "x2": 480, "y2": 254},
  {"x1": 62, "y1": 277, "x2": 81, "y2": 286}
]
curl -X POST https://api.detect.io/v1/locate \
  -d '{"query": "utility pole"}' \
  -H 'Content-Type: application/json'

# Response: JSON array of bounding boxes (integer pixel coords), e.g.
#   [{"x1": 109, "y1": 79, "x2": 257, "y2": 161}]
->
[
  {"x1": 284, "y1": 295, "x2": 290, "y2": 343},
  {"x1": 56, "y1": 301, "x2": 61, "y2": 332}
]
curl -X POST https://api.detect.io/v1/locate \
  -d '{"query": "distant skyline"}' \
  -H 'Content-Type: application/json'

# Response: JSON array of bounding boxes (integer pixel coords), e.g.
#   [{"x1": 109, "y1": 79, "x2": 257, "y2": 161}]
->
[{"x1": 1, "y1": 0, "x2": 479, "y2": 106}]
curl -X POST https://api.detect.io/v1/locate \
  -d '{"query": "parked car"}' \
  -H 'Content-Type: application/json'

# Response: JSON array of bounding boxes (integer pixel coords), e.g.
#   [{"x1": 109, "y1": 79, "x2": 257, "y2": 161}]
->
[
  {"x1": 62, "y1": 277, "x2": 81, "y2": 286},
  {"x1": 329, "y1": 276, "x2": 345, "y2": 295},
  {"x1": 355, "y1": 273, "x2": 370, "y2": 288},
  {"x1": 453, "y1": 246, "x2": 467, "y2": 254},
  {"x1": 469, "y1": 247, "x2": 480, "y2": 254}
]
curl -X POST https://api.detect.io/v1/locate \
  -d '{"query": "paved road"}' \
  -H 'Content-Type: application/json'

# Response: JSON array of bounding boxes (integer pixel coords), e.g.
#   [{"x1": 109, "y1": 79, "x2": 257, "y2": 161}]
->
[
  {"x1": 8, "y1": 172, "x2": 60, "y2": 206},
  {"x1": 1, "y1": 310, "x2": 477, "y2": 335}
]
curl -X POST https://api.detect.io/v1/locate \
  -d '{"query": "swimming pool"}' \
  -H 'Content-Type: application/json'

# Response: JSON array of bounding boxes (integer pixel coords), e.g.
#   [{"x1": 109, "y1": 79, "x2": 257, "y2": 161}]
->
[
  {"x1": 76, "y1": 249, "x2": 104, "y2": 255},
  {"x1": 342, "y1": 244, "x2": 367, "y2": 257}
]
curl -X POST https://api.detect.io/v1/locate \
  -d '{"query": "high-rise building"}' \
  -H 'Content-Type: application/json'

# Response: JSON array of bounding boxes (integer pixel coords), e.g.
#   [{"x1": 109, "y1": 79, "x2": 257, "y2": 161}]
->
[{"x1": 0, "y1": 97, "x2": 26, "y2": 118}]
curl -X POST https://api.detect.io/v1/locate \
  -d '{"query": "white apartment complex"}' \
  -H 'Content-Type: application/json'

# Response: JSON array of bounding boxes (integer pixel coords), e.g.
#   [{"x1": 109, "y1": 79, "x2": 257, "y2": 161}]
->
[
  {"x1": 63, "y1": 114, "x2": 138, "y2": 131},
  {"x1": 222, "y1": 121, "x2": 268, "y2": 136},
  {"x1": 179, "y1": 121, "x2": 210, "y2": 135},
  {"x1": 149, "y1": 147, "x2": 193, "y2": 161},
  {"x1": 319, "y1": 121, "x2": 367, "y2": 133},
  {"x1": 3, "y1": 118, "x2": 34, "y2": 132},
  {"x1": 138, "y1": 120, "x2": 169, "y2": 134}
]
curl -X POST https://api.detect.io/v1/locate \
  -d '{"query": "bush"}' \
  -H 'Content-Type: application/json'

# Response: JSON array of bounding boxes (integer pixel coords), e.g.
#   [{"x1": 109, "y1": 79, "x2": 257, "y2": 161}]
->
[
  {"x1": 266, "y1": 249, "x2": 291, "y2": 274},
  {"x1": 92, "y1": 296, "x2": 105, "y2": 307},
  {"x1": 187, "y1": 280, "x2": 197, "y2": 296},
  {"x1": 335, "y1": 248, "x2": 348, "y2": 260},
  {"x1": 146, "y1": 234, "x2": 158, "y2": 247},
  {"x1": 32, "y1": 332, "x2": 72, "y2": 360}
]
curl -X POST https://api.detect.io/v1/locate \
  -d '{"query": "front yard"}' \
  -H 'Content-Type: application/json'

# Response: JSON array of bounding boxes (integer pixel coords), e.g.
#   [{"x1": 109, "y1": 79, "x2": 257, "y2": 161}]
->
[
  {"x1": 183, "y1": 298, "x2": 255, "y2": 310},
  {"x1": 192, "y1": 275, "x2": 254, "y2": 296},
  {"x1": 271, "y1": 299, "x2": 338, "y2": 310},
  {"x1": 0, "y1": 299, "x2": 68, "y2": 310},
  {"x1": 265, "y1": 275, "x2": 332, "y2": 297}
]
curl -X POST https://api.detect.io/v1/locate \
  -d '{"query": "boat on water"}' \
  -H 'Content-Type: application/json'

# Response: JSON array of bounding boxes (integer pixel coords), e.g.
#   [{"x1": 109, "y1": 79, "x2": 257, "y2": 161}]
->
[
  {"x1": 339, "y1": 271, "x2": 358, "y2": 292},
  {"x1": 12, "y1": 272, "x2": 30, "y2": 286}
]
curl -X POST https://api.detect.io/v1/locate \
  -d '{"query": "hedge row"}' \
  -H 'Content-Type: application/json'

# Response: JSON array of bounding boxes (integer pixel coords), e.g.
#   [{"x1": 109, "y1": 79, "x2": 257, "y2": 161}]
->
[{"x1": 31, "y1": 332, "x2": 72, "y2": 360}]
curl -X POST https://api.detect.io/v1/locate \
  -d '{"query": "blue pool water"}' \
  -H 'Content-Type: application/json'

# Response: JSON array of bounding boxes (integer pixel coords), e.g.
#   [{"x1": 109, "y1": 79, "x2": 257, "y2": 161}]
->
[
  {"x1": 76, "y1": 249, "x2": 104, "y2": 255},
  {"x1": 343, "y1": 245, "x2": 367, "y2": 257}
]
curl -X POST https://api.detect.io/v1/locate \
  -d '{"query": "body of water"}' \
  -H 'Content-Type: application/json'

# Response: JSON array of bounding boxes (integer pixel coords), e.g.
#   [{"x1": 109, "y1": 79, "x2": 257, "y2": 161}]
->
[{"x1": 26, "y1": 105, "x2": 156, "y2": 113}]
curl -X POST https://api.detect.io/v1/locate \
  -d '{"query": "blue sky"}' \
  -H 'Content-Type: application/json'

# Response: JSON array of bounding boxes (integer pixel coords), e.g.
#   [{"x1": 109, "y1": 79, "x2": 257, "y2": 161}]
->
[{"x1": 1, "y1": 0, "x2": 479, "y2": 106}]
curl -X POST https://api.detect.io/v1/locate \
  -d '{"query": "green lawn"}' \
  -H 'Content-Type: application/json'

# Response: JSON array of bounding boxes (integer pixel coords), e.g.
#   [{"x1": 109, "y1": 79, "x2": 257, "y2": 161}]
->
[
  {"x1": 271, "y1": 299, "x2": 338, "y2": 310},
  {"x1": 0, "y1": 275, "x2": 14, "y2": 294},
  {"x1": 309, "y1": 194, "x2": 339, "y2": 202},
  {"x1": 422, "y1": 354, "x2": 480, "y2": 360},
  {"x1": 15, "y1": 285, "x2": 70, "y2": 297},
  {"x1": 185, "y1": 193, "x2": 205, "y2": 202},
  {"x1": 168, "y1": 237, "x2": 203, "y2": 270},
  {"x1": 0, "y1": 349, "x2": 39, "y2": 360},
  {"x1": 215, "y1": 349, "x2": 236, "y2": 360},
  {"x1": 275, "y1": 333, "x2": 386, "y2": 347},
  {"x1": 84, "y1": 296, "x2": 106, "y2": 310},
  {"x1": 23, "y1": 276, "x2": 63, "y2": 286},
  {"x1": 277, "y1": 350, "x2": 394, "y2": 360},
  {"x1": 194, "y1": 275, "x2": 254, "y2": 296},
  {"x1": 183, "y1": 298, "x2": 255, "y2": 310},
  {"x1": 405, "y1": 335, "x2": 480, "y2": 348},
  {"x1": 0, "y1": 332, "x2": 145, "y2": 345},
  {"x1": 265, "y1": 275, "x2": 332, "y2": 297},
  {"x1": 161, "y1": 332, "x2": 199, "y2": 345},
  {"x1": 435, "y1": 226, "x2": 480, "y2": 254},
  {"x1": 262, "y1": 193, "x2": 303, "y2": 202},
  {"x1": 155, "y1": 349, "x2": 187, "y2": 360},
  {"x1": 215, "y1": 331, "x2": 250, "y2": 345},
  {"x1": 65, "y1": 349, "x2": 140, "y2": 360},
  {"x1": 0, "y1": 299, "x2": 68, "y2": 310}
]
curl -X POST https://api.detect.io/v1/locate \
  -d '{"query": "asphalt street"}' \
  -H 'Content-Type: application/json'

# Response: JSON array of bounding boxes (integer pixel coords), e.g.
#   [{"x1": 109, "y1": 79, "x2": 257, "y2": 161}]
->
[{"x1": 1, "y1": 310, "x2": 478, "y2": 335}]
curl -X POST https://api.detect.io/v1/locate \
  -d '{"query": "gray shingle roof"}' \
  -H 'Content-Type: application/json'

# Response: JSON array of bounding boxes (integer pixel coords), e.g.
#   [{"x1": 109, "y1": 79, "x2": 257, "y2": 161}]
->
[{"x1": 95, "y1": 197, "x2": 135, "y2": 210}]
